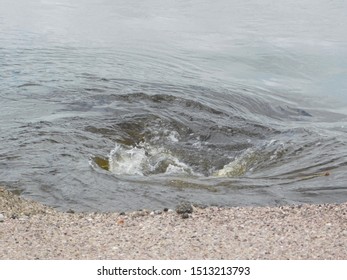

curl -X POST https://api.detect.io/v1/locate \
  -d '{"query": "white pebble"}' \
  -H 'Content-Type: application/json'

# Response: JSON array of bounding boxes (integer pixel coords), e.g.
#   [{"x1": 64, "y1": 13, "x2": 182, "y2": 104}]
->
[{"x1": 0, "y1": 214, "x2": 4, "y2": 222}]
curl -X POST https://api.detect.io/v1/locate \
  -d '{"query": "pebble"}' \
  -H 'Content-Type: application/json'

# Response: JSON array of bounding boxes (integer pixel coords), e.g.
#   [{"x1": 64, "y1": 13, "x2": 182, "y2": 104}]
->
[
  {"x1": 131, "y1": 210, "x2": 148, "y2": 218},
  {"x1": 0, "y1": 213, "x2": 4, "y2": 222},
  {"x1": 176, "y1": 201, "x2": 193, "y2": 214},
  {"x1": 181, "y1": 213, "x2": 190, "y2": 219},
  {"x1": 149, "y1": 210, "x2": 162, "y2": 216}
]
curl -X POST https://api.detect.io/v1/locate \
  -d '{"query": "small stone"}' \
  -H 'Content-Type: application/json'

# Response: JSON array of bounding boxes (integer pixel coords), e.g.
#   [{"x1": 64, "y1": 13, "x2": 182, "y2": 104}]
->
[
  {"x1": 119, "y1": 212, "x2": 126, "y2": 216},
  {"x1": 167, "y1": 209, "x2": 174, "y2": 213},
  {"x1": 163, "y1": 208, "x2": 169, "y2": 212},
  {"x1": 181, "y1": 213, "x2": 189, "y2": 219},
  {"x1": 132, "y1": 210, "x2": 147, "y2": 218},
  {"x1": 176, "y1": 201, "x2": 193, "y2": 214},
  {"x1": 0, "y1": 214, "x2": 4, "y2": 222},
  {"x1": 66, "y1": 209, "x2": 75, "y2": 214},
  {"x1": 154, "y1": 210, "x2": 162, "y2": 215}
]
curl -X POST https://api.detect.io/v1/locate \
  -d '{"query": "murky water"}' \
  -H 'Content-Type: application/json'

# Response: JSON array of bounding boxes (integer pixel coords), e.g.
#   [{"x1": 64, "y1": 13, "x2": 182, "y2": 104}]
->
[{"x1": 1, "y1": 0, "x2": 347, "y2": 211}]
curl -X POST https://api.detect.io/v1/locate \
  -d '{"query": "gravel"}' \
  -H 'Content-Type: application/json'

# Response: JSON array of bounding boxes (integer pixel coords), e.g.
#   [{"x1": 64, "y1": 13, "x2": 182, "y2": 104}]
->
[{"x1": 1, "y1": 186, "x2": 346, "y2": 259}]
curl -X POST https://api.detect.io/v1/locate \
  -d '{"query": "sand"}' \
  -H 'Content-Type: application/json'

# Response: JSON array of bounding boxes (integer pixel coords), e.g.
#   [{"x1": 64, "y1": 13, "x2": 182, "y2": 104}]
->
[{"x1": 0, "y1": 186, "x2": 346, "y2": 259}]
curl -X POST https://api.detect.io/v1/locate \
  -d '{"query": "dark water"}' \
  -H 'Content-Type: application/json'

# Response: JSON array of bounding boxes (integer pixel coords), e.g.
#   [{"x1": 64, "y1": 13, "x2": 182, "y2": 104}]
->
[{"x1": 1, "y1": 0, "x2": 347, "y2": 211}]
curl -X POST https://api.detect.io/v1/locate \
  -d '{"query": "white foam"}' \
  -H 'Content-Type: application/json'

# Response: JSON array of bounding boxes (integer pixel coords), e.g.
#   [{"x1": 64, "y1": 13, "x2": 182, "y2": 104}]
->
[
  {"x1": 108, "y1": 144, "x2": 147, "y2": 175},
  {"x1": 167, "y1": 131, "x2": 179, "y2": 142},
  {"x1": 165, "y1": 158, "x2": 192, "y2": 175},
  {"x1": 108, "y1": 142, "x2": 194, "y2": 176}
]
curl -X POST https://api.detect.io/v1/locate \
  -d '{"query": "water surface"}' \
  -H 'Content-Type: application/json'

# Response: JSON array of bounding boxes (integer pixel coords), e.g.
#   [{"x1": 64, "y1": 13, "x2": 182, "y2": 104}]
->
[{"x1": 1, "y1": 0, "x2": 347, "y2": 211}]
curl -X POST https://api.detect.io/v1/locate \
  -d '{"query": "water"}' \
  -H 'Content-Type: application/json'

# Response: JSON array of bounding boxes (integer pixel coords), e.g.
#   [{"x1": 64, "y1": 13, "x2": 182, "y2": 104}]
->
[{"x1": 1, "y1": 0, "x2": 347, "y2": 212}]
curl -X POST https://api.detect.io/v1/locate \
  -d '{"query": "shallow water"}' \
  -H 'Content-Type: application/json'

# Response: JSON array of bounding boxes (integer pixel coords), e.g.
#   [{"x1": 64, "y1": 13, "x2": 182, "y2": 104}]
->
[{"x1": 1, "y1": 0, "x2": 347, "y2": 211}]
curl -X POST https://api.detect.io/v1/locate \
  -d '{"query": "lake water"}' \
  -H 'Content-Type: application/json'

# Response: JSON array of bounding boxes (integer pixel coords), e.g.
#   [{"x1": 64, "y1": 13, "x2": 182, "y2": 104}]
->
[{"x1": 1, "y1": 0, "x2": 347, "y2": 211}]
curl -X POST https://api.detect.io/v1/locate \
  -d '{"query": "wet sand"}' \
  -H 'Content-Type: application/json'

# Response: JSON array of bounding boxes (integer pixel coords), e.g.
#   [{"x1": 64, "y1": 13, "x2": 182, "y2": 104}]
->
[{"x1": 0, "y1": 186, "x2": 346, "y2": 259}]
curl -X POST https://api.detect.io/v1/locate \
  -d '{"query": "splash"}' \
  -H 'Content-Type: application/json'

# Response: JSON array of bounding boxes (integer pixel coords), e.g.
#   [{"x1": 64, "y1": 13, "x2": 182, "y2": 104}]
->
[
  {"x1": 213, "y1": 140, "x2": 290, "y2": 177},
  {"x1": 91, "y1": 136, "x2": 294, "y2": 179},
  {"x1": 108, "y1": 142, "x2": 194, "y2": 176},
  {"x1": 213, "y1": 149, "x2": 257, "y2": 177}
]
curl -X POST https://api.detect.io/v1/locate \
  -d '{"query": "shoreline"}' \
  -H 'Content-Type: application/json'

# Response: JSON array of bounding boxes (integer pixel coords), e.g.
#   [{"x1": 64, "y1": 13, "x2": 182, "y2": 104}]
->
[{"x1": 1, "y1": 186, "x2": 346, "y2": 259}]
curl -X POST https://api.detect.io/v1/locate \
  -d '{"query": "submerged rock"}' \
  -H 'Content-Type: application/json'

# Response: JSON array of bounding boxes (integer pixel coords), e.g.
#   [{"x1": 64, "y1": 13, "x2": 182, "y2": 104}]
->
[{"x1": 176, "y1": 201, "x2": 193, "y2": 214}]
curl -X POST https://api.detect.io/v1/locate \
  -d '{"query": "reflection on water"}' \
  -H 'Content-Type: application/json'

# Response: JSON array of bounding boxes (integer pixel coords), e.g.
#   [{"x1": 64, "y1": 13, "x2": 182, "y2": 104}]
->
[{"x1": 1, "y1": 0, "x2": 347, "y2": 211}]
